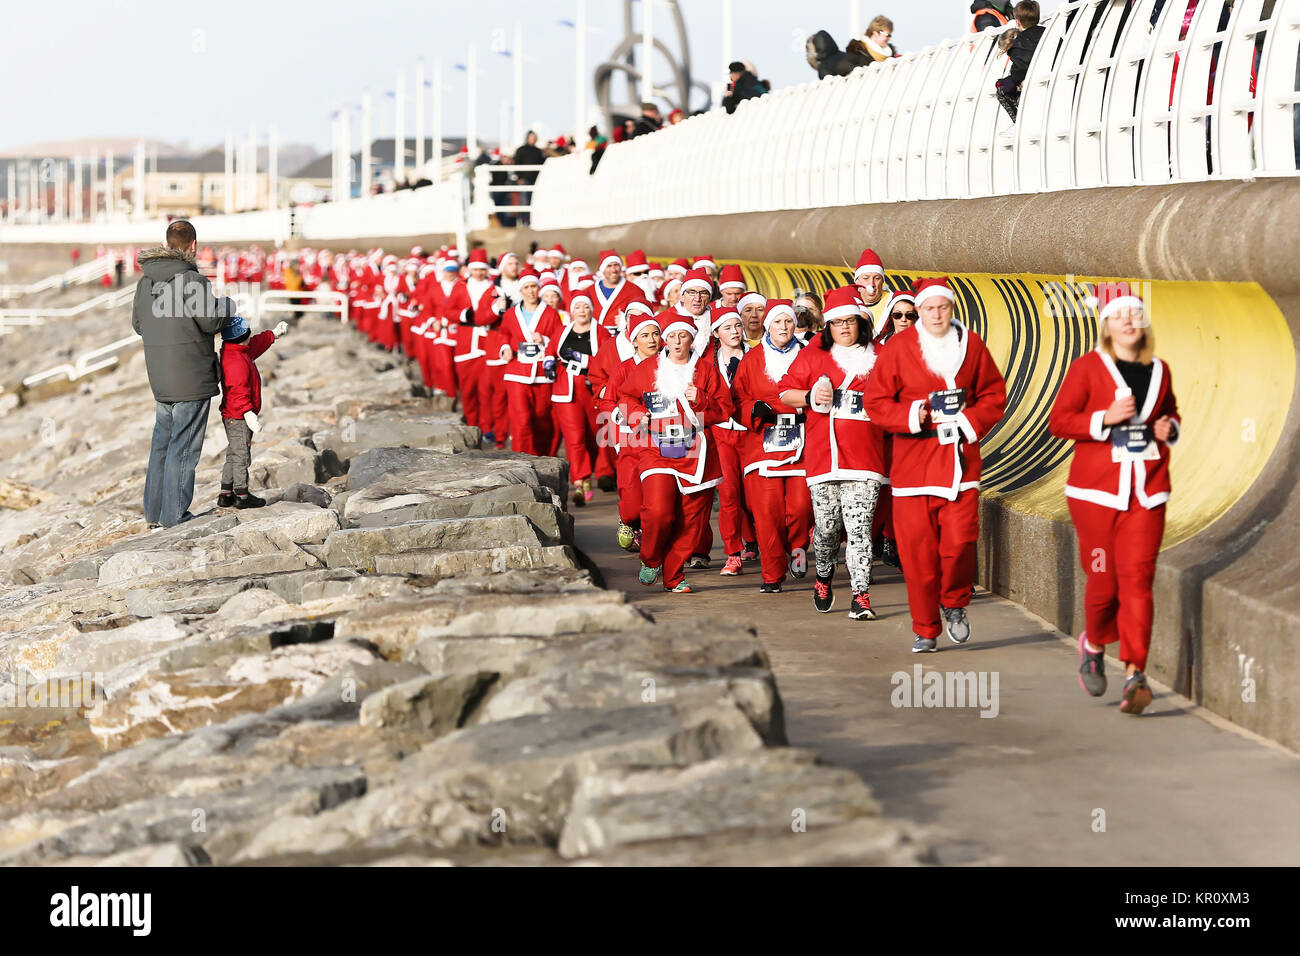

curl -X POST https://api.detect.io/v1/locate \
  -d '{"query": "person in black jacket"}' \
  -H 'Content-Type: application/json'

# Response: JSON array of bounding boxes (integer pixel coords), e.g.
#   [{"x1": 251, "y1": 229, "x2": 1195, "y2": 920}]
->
[
  {"x1": 995, "y1": 1, "x2": 1045, "y2": 123},
  {"x1": 722, "y1": 61, "x2": 768, "y2": 114},
  {"x1": 632, "y1": 103, "x2": 663, "y2": 137}
]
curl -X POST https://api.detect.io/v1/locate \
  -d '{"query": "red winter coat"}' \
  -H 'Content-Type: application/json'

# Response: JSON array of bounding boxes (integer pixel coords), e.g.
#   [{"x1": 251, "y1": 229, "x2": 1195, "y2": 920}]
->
[
  {"x1": 863, "y1": 322, "x2": 1007, "y2": 499},
  {"x1": 617, "y1": 353, "x2": 733, "y2": 492},
  {"x1": 1049, "y1": 349, "x2": 1181, "y2": 511},
  {"x1": 457, "y1": 278, "x2": 504, "y2": 362},
  {"x1": 779, "y1": 342, "x2": 888, "y2": 486},
  {"x1": 219, "y1": 330, "x2": 276, "y2": 419},
  {"x1": 733, "y1": 338, "x2": 808, "y2": 477}
]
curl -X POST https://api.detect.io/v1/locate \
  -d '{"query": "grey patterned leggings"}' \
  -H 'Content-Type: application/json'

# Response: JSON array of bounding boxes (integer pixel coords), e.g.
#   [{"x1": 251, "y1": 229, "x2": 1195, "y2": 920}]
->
[{"x1": 810, "y1": 479, "x2": 881, "y2": 593}]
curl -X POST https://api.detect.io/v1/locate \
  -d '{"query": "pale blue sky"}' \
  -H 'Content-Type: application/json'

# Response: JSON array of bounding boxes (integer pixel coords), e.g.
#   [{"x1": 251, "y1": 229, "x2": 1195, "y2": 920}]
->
[{"x1": 4, "y1": 0, "x2": 1034, "y2": 154}]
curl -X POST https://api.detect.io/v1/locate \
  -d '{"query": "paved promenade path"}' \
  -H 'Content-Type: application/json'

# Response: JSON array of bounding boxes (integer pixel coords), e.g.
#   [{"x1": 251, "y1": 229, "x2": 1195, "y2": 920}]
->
[{"x1": 572, "y1": 494, "x2": 1300, "y2": 865}]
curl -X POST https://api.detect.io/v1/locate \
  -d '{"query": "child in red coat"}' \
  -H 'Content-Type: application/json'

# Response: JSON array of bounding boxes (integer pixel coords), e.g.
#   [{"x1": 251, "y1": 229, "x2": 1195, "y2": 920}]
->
[{"x1": 218, "y1": 314, "x2": 288, "y2": 509}]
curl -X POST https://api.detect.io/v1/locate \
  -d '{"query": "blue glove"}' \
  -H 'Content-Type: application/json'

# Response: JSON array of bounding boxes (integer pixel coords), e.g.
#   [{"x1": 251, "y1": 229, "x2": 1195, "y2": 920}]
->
[{"x1": 542, "y1": 357, "x2": 557, "y2": 379}]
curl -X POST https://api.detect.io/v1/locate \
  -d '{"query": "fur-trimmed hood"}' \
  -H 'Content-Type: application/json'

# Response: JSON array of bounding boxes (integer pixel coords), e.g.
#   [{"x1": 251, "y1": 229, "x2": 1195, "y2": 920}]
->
[{"x1": 137, "y1": 245, "x2": 197, "y2": 266}]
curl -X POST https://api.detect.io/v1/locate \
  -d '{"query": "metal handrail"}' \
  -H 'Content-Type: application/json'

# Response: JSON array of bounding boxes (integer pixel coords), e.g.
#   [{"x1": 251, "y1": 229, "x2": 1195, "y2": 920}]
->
[{"x1": 258, "y1": 289, "x2": 349, "y2": 324}]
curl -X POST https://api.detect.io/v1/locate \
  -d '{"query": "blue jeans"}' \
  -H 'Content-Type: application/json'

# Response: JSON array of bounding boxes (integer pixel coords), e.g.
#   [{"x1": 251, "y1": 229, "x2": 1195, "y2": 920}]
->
[{"x1": 143, "y1": 399, "x2": 211, "y2": 526}]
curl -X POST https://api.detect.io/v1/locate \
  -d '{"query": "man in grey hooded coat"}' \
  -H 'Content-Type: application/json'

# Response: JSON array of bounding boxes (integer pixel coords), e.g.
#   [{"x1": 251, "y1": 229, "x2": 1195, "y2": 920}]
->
[{"x1": 132, "y1": 219, "x2": 239, "y2": 527}]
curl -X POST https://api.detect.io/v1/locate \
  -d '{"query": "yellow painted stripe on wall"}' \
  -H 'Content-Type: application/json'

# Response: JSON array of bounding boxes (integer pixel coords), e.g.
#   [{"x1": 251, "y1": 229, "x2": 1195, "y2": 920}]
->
[{"x1": 674, "y1": 259, "x2": 1294, "y2": 550}]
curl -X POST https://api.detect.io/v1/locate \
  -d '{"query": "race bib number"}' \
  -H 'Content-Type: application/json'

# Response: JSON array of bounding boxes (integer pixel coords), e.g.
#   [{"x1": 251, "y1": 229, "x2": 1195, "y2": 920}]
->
[
  {"x1": 831, "y1": 388, "x2": 868, "y2": 420},
  {"x1": 518, "y1": 342, "x2": 543, "y2": 361},
  {"x1": 762, "y1": 416, "x2": 805, "y2": 454},
  {"x1": 929, "y1": 388, "x2": 966, "y2": 421},
  {"x1": 1110, "y1": 424, "x2": 1158, "y2": 462},
  {"x1": 643, "y1": 390, "x2": 677, "y2": 420}
]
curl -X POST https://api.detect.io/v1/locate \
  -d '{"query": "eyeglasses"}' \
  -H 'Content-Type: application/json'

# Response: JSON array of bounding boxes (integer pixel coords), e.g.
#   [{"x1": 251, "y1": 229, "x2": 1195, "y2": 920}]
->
[
  {"x1": 682, "y1": 289, "x2": 709, "y2": 298},
  {"x1": 827, "y1": 317, "x2": 858, "y2": 328},
  {"x1": 890, "y1": 311, "x2": 918, "y2": 321}
]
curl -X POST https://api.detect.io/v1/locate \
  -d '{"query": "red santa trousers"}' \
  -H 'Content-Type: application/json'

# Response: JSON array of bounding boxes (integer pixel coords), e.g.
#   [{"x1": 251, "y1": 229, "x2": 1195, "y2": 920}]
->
[
  {"x1": 364, "y1": 306, "x2": 382, "y2": 343},
  {"x1": 1068, "y1": 498, "x2": 1165, "y2": 672},
  {"x1": 453, "y1": 358, "x2": 485, "y2": 432},
  {"x1": 614, "y1": 443, "x2": 644, "y2": 526},
  {"x1": 640, "y1": 474, "x2": 714, "y2": 589},
  {"x1": 587, "y1": 398, "x2": 617, "y2": 482},
  {"x1": 506, "y1": 380, "x2": 555, "y2": 456},
  {"x1": 743, "y1": 473, "x2": 812, "y2": 584},
  {"x1": 477, "y1": 367, "x2": 501, "y2": 442},
  {"x1": 710, "y1": 429, "x2": 756, "y2": 556},
  {"x1": 893, "y1": 489, "x2": 980, "y2": 640},
  {"x1": 552, "y1": 400, "x2": 595, "y2": 482},
  {"x1": 430, "y1": 343, "x2": 457, "y2": 398},
  {"x1": 490, "y1": 366, "x2": 511, "y2": 445}
]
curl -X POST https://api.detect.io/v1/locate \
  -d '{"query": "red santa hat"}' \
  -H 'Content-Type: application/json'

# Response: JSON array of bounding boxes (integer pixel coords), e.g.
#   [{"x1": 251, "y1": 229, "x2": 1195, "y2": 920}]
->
[
  {"x1": 467, "y1": 248, "x2": 490, "y2": 270},
  {"x1": 439, "y1": 258, "x2": 459, "y2": 272},
  {"x1": 912, "y1": 276, "x2": 956, "y2": 309},
  {"x1": 540, "y1": 277, "x2": 563, "y2": 299},
  {"x1": 1086, "y1": 281, "x2": 1148, "y2": 327},
  {"x1": 667, "y1": 258, "x2": 690, "y2": 277},
  {"x1": 692, "y1": 254, "x2": 717, "y2": 271},
  {"x1": 823, "y1": 286, "x2": 865, "y2": 322},
  {"x1": 659, "y1": 312, "x2": 697, "y2": 340},
  {"x1": 736, "y1": 290, "x2": 766, "y2": 314},
  {"x1": 625, "y1": 301, "x2": 659, "y2": 340},
  {"x1": 517, "y1": 267, "x2": 541, "y2": 287},
  {"x1": 597, "y1": 249, "x2": 622, "y2": 272},
  {"x1": 568, "y1": 257, "x2": 588, "y2": 273},
  {"x1": 853, "y1": 248, "x2": 885, "y2": 282},
  {"x1": 763, "y1": 298, "x2": 796, "y2": 330},
  {"x1": 679, "y1": 267, "x2": 712, "y2": 295},
  {"x1": 404, "y1": 258, "x2": 419, "y2": 271},
  {"x1": 410, "y1": 245, "x2": 425, "y2": 258},
  {"x1": 648, "y1": 262, "x2": 665, "y2": 280},
  {"x1": 709, "y1": 302, "x2": 741, "y2": 332},
  {"x1": 717, "y1": 264, "x2": 745, "y2": 292},
  {"x1": 659, "y1": 277, "x2": 682, "y2": 306},
  {"x1": 549, "y1": 243, "x2": 567, "y2": 258},
  {"x1": 625, "y1": 249, "x2": 650, "y2": 274},
  {"x1": 567, "y1": 284, "x2": 595, "y2": 313},
  {"x1": 883, "y1": 290, "x2": 917, "y2": 314},
  {"x1": 538, "y1": 269, "x2": 557, "y2": 284},
  {"x1": 499, "y1": 251, "x2": 520, "y2": 267}
]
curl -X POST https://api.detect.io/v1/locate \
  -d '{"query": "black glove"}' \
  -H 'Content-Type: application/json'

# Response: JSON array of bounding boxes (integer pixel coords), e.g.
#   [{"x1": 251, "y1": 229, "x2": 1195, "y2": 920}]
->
[
  {"x1": 751, "y1": 401, "x2": 777, "y2": 427},
  {"x1": 726, "y1": 355, "x2": 741, "y2": 381},
  {"x1": 460, "y1": 307, "x2": 475, "y2": 324}
]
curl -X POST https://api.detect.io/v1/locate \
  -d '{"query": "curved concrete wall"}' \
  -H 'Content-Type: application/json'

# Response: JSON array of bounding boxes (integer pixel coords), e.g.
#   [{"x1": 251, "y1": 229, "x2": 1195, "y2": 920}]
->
[{"x1": 530, "y1": 178, "x2": 1300, "y2": 748}]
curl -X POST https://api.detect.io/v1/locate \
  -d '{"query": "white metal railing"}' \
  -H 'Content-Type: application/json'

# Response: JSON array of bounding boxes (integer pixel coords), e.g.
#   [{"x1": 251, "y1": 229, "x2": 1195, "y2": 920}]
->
[
  {"x1": 20, "y1": 334, "x2": 143, "y2": 388},
  {"x1": 469, "y1": 164, "x2": 546, "y2": 229},
  {"x1": 532, "y1": 0, "x2": 1300, "y2": 228},
  {"x1": 257, "y1": 289, "x2": 348, "y2": 324},
  {"x1": 0, "y1": 255, "x2": 114, "y2": 300},
  {"x1": 0, "y1": 284, "x2": 136, "y2": 333}
]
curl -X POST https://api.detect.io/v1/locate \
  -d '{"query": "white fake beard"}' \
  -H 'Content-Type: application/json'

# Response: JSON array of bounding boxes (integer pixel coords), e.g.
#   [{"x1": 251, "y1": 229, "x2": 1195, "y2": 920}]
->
[
  {"x1": 466, "y1": 277, "x2": 493, "y2": 305},
  {"x1": 831, "y1": 342, "x2": 876, "y2": 380},
  {"x1": 763, "y1": 338, "x2": 802, "y2": 382},
  {"x1": 655, "y1": 354, "x2": 695, "y2": 402},
  {"x1": 917, "y1": 322, "x2": 962, "y2": 379}
]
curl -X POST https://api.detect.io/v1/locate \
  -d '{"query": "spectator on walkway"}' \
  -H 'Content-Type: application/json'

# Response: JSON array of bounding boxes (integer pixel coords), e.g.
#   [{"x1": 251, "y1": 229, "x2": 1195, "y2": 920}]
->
[
  {"x1": 133, "y1": 219, "x2": 239, "y2": 528},
  {"x1": 633, "y1": 102, "x2": 663, "y2": 137},
  {"x1": 969, "y1": 0, "x2": 1012, "y2": 32},
  {"x1": 848, "y1": 16, "x2": 899, "y2": 64},
  {"x1": 996, "y1": 1, "x2": 1045, "y2": 123},
  {"x1": 722, "y1": 61, "x2": 768, "y2": 114},
  {"x1": 668, "y1": 108, "x2": 684, "y2": 126}
]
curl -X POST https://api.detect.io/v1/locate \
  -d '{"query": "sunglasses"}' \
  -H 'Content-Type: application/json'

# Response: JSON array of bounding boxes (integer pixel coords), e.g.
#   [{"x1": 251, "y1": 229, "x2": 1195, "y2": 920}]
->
[{"x1": 890, "y1": 310, "x2": 918, "y2": 321}]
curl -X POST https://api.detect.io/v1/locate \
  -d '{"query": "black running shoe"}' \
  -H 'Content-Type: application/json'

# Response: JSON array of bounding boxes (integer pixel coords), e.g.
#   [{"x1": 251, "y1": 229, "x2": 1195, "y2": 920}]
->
[
  {"x1": 788, "y1": 552, "x2": 808, "y2": 579},
  {"x1": 217, "y1": 489, "x2": 236, "y2": 508},
  {"x1": 1077, "y1": 632, "x2": 1107, "y2": 697},
  {"x1": 881, "y1": 537, "x2": 901, "y2": 569},
  {"x1": 234, "y1": 493, "x2": 266, "y2": 509},
  {"x1": 848, "y1": 591, "x2": 876, "y2": 621},
  {"x1": 813, "y1": 575, "x2": 833, "y2": 613},
  {"x1": 941, "y1": 606, "x2": 971, "y2": 644},
  {"x1": 685, "y1": 554, "x2": 711, "y2": 570},
  {"x1": 596, "y1": 474, "x2": 616, "y2": 492},
  {"x1": 759, "y1": 581, "x2": 782, "y2": 594}
]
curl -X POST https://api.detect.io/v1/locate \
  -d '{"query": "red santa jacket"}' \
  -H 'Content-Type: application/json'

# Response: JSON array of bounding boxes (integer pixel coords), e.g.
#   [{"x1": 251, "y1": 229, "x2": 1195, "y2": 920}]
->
[
  {"x1": 733, "y1": 337, "x2": 808, "y2": 477},
  {"x1": 592, "y1": 278, "x2": 644, "y2": 333},
  {"x1": 1049, "y1": 349, "x2": 1181, "y2": 511},
  {"x1": 418, "y1": 277, "x2": 468, "y2": 348},
  {"x1": 617, "y1": 353, "x2": 733, "y2": 492},
  {"x1": 219, "y1": 330, "x2": 276, "y2": 419},
  {"x1": 779, "y1": 342, "x2": 888, "y2": 486},
  {"x1": 863, "y1": 321, "x2": 1007, "y2": 499},
  {"x1": 456, "y1": 278, "x2": 504, "y2": 362},
  {"x1": 498, "y1": 303, "x2": 565, "y2": 384},
  {"x1": 551, "y1": 323, "x2": 613, "y2": 403},
  {"x1": 598, "y1": 352, "x2": 653, "y2": 451}
]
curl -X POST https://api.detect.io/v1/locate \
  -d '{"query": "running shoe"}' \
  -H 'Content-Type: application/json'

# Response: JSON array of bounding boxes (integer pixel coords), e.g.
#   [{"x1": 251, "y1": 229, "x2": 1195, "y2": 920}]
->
[
  {"x1": 720, "y1": 555, "x2": 743, "y2": 576},
  {"x1": 848, "y1": 591, "x2": 876, "y2": 621},
  {"x1": 941, "y1": 606, "x2": 971, "y2": 644},
  {"x1": 912, "y1": 635, "x2": 938, "y2": 653},
  {"x1": 667, "y1": 581, "x2": 693, "y2": 593},
  {"x1": 813, "y1": 576, "x2": 834, "y2": 613},
  {"x1": 482, "y1": 431, "x2": 496, "y2": 445},
  {"x1": 788, "y1": 552, "x2": 808, "y2": 579},
  {"x1": 571, "y1": 484, "x2": 586, "y2": 507},
  {"x1": 596, "y1": 475, "x2": 617, "y2": 492},
  {"x1": 1077, "y1": 632, "x2": 1107, "y2": 697},
  {"x1": 617, "y1": 523, "x2": 637, "y2": 551},
  {"x1": 741, "y1": 542, "x2": 760, "y2": 563},
  {"x1": 759, "y1": 581, "x2": 782, "y2": 594},
  {"x1": 638, "y1": 563, "x2": 661, "y2": 586},
  {"x1": 881, "y1": 537, "x2": 901, "y2": 569},
  {"x1": 1120, "y1": 671, "x2": 1153, "y2": 715},
  {"x1": 685, "y1": 554, "x2": 711, "y2": 570},
  {"x1": 631, "y1": 529, "x2": 642, "y2": 552}
]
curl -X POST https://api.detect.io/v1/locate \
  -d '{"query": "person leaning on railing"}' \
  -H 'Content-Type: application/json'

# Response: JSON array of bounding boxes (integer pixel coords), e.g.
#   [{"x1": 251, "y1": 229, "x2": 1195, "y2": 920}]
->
[{"x1": 995, "y1": 1, "x2": 1045, "y2": 123}]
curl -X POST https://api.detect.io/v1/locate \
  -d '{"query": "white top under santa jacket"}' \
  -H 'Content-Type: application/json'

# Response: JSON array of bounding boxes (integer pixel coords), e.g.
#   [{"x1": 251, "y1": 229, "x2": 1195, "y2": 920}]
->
[
  {"x1": 862, "y1": 321, "x2": 1008, "y2": 500},
  {"x1": 456, "y1": 277, "x2": 504, "y2": 362},
  {"x1": 732, "y1": 336, "x2": 807, "y2": 477},
  {"x1": 550, "y1": 323, "x2": 612, "y2": 403},
  {"x1": 498, "y1": 303, "x2": 564, "y2": 384},
  {"x1": 778, "y1": 341, "x2": 887, "y2": 486},
  {"x1": 1049, "y1": 349, "x2": 1181, "y2": 511}
]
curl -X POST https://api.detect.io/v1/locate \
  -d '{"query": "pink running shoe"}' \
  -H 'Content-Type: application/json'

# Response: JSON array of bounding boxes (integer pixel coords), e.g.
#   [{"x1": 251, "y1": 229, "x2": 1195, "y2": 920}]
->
[{"x1": 720, "y1": 555, "x2": 743, "y2": 576}]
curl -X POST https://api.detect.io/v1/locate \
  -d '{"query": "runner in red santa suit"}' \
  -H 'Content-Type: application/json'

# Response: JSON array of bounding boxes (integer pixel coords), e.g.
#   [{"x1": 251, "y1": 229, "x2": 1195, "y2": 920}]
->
[
  {"x1": 717, "y1": 265, "x2": 746, "y2": 309},
  {"x1": 692, "y1": 254, "x2": 718, "y2": 284},
  {"x1": 594, "y1": 304, "x2": 661, "y2": 552},
  {"x1": 374, "y1": 256, "x2": 402, "y2": 351},
  {"x1": 780, "y1": 288, "x2": 889, "y2": 618},
  {"x1": 591, "y1": 250, "x2": 645, "y2": 334},
  {"x1": 734, "y1": 299, "x2": 814, "y2": 592},
  {"x1": 546, "y1": 243, "x2": 568, "y2": 280},
  {"x1": 551, "y1": 285, "x2": 614, "y2": 507},
  {"x1": 1049, "y1": 284, "x2": 1180, "y2": 715},
  {"x1": 868, "y1": 288, "x2": 919, "y2": 572},
  {"x1": 416, "y1": 255, "x2": 465, "y2": 398},
  {"x1": 455, "y1": 250, "x2": 506, "y2": 431},
  {"x1": 863, "y1": 277, "x2": 1007, "y2": 651},
  {"x1": 625, "y1": 249, "x2": 655, "y2": 300},
  {"x1": 396, "y1": 259, "x2": 422, "y2": 356},
  {"x1": 853, "y1": 248, "x2": 887, "y2": 327},
  {"x1": 618, "y1": 312, "x2": 734, "y2": 593},
  {"x1": 701, "y1": 303, "x2": 759, "y2": 577},
  {"x1": 498, "y1": 268, "x2": 564, "y2": 455},
  {"x1": 672, "y1": 267, "x2": 721, "y2": 566},
  {"x1": 481, "y1": 252, "x2": 524, "y2": 448},
  {"x1": 736, "y1": 290, "x2": 767, "y2": 349},
  {"x1": 352, "y1": 252, "x2": 381, "y2": 341}
]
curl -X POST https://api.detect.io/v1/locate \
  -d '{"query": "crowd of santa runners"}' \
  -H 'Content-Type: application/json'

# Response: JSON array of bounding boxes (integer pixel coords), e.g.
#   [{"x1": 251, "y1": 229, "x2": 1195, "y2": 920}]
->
[{"x1": 304, "y1": 240, "x2": 1179, "y2": 715}]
